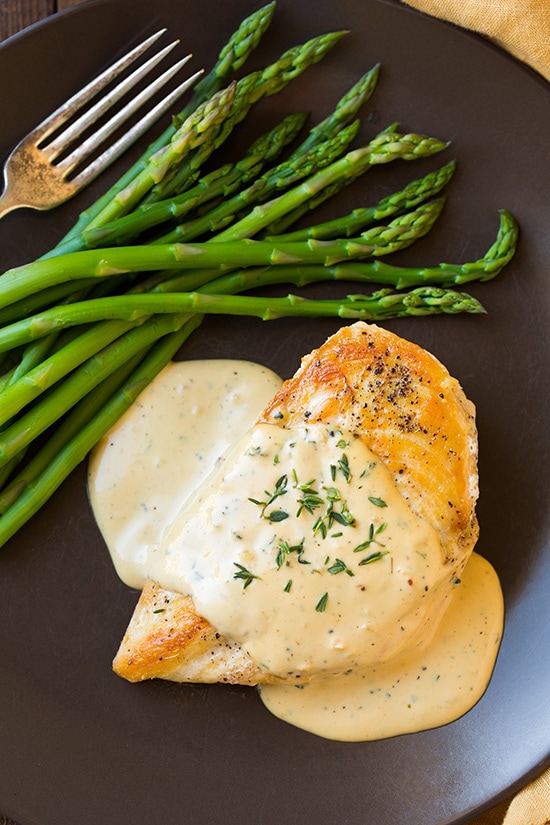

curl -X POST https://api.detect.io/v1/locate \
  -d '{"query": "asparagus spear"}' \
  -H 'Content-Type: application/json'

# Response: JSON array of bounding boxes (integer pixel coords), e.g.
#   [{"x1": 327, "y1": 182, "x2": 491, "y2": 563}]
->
[
  {"x1": 0, "y1": 285, "x2": 484, "y2": 348},
  {"x1": 83, "y1": 83, "x2": 239, "y2": 229},
  {"x1": 266, "y1": 160, "x2": 457, "y2": 241},
  {"x1": 139, "y1": 70, "x2": 275, "y2": 206},
  {"x1": 286, "y1": 64, "x2": 380, "y2": 160},
  {"x1": 177, "y1": 2, "x2": 277, "y2": 115},
  {"x1": 160, "y1": 208, "x2": 518, "y2": 295}
]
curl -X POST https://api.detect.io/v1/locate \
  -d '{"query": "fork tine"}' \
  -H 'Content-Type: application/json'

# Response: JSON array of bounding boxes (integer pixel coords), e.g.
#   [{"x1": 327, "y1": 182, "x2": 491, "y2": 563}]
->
[
  {"x1": 31, "y1": 30, "x2": 169, "y2": 146},
  {"x1": 57, "y1": 57, "x2": 199, "y2": 178},
  {"x1": 42, "y1": 42, "x2": 189, "y2": 162},
  {"x1": 68, "y1": 68, "x2": 204, "y2": 188}
]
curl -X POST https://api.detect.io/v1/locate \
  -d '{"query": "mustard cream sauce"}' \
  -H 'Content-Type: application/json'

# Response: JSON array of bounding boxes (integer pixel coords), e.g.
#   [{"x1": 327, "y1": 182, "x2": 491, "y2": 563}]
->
[{"x1": 88, "y1": 358, "x2": 503, "y2": 741}]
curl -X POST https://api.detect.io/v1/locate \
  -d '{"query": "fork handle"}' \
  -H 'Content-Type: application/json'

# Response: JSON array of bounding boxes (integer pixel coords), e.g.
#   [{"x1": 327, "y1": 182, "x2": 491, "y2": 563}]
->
[
  {"x1": 0, "y1": 143, "x2": 71, "y2": 218},
  {"x1": 0, "y1": 186, "x2": 23, "y2": 219}
]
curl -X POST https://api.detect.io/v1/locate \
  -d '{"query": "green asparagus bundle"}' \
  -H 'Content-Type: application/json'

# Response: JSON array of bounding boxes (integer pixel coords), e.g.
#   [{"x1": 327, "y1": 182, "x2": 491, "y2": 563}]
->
[
  {"x1": 0, "y1": 4, "x2": 519, "y2": 548},
  {"x1": 0, "y1": 287, "x2": 484, "y2": 356},
  {"x1": 68, "y1": 112, "x2": 310, "y2": 252},
  {"x1": 58, "y1": 62, "x2": 382, "y2": 255}
]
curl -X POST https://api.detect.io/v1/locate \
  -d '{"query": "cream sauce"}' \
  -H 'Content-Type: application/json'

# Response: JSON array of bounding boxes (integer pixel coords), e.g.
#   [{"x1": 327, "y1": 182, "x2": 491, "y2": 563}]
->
[
  {"x1": 259, "y1": 552, "x2": 502, "y2": 740},
  {"x1": 88, "y1": 359, "x2": 283, "y2": 589},
  {"x1": 88, "y1": 358, "x2": 503, "y2": 741}
]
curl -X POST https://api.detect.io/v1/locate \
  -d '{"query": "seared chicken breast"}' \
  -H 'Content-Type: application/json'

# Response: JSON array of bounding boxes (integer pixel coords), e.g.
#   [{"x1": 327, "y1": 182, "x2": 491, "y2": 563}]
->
[{"x1": 113, "y1": 322, "x2": 478, "y2": 685}]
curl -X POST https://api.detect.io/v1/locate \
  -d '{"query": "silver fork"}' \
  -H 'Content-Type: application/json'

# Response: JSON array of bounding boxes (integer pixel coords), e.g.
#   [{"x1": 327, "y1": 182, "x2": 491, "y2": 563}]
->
[{"x1": 0, "y1": 30, "x2": 202, "y2": 218}]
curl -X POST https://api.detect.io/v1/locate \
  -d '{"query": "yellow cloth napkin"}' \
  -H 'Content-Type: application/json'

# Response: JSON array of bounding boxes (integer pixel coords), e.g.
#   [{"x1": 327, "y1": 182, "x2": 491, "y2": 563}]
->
[
  {"x1": 400, "y1": 0, "x2": 550, "y2": 81},
  {"x1": 467, "y1": 765, "x2": 550, "y2": 824}
]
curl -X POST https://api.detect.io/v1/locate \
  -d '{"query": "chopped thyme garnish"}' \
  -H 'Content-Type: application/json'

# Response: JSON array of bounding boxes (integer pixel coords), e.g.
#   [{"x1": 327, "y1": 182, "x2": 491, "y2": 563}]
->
[
  {"x1": 296, "y1": 485, "x2": 324, "y2": 516},
  {"x1": 248, "y1": 474, "x2": 288, "y2": 519},
  {"x1": 291, "y1": 471, "x2": 324, "y2": 517},
  {"x1": 315, "y1": 592, "x2": 329, "y2": 612},
  {"x1": 276, "y1": 540, "x2": 290, "y2": 569},
  {"x1": 330, "y1": 501, "x2": 356, "y2": 527},
  {"x1": 313, "y1": 498, "x2": 356, "y2": 538},
  {"x1": 284, "y1": 579, "x2": 292, "y2": 592},
  {"x1": 313, "y1": 515, "x2": 328, "y2": 539},
  {"x1": 291, "y1": 470, "x2": 315, "y2": 488},
  {"x1": 267, "y1": 509, "x2": 289, "y2": 522},
  {"x1": 338, "y1": 453, "x2": 352, "y2": 482},
  {"x1": 324, "y1": 486, "x2": 341, "y2": 502},
  {"x1": 327, "y1": 558, "x2": 355, "y2": 577},
  {"x1": 293, "y1": 539, "x2": 309, "y2": 564},
  {"x1": 368, "y1": 495, "x2": 388, "y2": 508},
  {"x1": 360, "y1": 462, "x2": 378, "y2": 478},
  {"x1": 358, "y1": 549, "x2": 389, "y2": 566},
  {"x1": 353, "y1": 522, "x2": 387, "y2": 553},
  {"x1": 152, "y1": 608, "x2": 166, "y2": 614},
  {"x1": 233, "y1": 563, "x2": 261, "y2": 589},
  {"x1": 276, "y1": 538, "x2": 308, "y2": 569}
]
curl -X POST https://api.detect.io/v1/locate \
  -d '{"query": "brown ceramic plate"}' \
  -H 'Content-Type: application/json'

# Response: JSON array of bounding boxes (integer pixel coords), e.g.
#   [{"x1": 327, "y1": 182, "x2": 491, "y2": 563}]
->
[{"x1": 0, "y1": 1, "x2": 548, "y2": 823}]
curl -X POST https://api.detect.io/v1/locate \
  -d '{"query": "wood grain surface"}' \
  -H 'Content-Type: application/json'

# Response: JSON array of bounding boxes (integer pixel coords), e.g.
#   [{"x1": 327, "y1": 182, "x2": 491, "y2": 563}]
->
[{"x1": 0, "y1": 0, "x2": 83, "y2": 42}]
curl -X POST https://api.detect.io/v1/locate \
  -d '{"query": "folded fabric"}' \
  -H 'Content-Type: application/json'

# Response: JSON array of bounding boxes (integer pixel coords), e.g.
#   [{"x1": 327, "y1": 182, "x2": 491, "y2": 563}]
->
[
  {"x1": 502, "y1": 765, "x2": 550, "y2": 824},
  {"x1": 400, "y1": 0, "x2": 550, "y2": 81},
  {"x1": 469, "y1": 764, "x2": 550, "y2": 824}
]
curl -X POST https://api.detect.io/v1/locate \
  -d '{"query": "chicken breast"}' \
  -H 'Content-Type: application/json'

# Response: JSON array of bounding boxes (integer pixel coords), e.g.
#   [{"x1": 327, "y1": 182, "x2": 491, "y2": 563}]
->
[{"x1": 112, "y1": 322, "x2": 478, "y2": 685}]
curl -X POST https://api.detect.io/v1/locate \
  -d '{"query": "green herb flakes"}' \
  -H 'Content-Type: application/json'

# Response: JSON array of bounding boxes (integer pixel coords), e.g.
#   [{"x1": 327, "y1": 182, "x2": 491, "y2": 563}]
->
[
  {"x1": 233, "y1": 563, "x2": 261, "y2": 589},
  {"x1": 315, "y1": 592, "x2": 329, "y2": 612}
]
